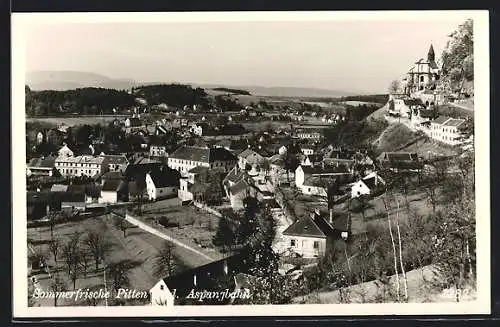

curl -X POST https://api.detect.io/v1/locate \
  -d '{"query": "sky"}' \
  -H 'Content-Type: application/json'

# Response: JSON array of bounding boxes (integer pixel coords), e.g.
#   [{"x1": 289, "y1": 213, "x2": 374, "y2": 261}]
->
[{"x1": 23, "y1": 15, "x2": 469, "y2": 94}]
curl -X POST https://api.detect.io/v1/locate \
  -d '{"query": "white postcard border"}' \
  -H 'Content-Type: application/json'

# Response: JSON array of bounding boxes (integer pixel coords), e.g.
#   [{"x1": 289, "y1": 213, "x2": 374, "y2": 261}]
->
[{"x1": 12, "y1": 10, "x2": 491, "y2": 318}]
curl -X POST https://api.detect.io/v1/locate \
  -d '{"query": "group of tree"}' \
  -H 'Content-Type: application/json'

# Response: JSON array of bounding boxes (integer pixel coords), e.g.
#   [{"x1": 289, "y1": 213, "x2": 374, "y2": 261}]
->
[
  {"x1": 213, "y1": 95, "x2": 245, "y2": 112},
  {"x1": 133, "y1": 84, "x2": 210, "y2": 108},
  {"x1": 212, "y1": 87, "x2": 251, "y2": 96},
  {"x1": 212, "y1": 197, "x2": 296, "y2": 304},
  {"x1": 26, "y1": 87, "x2": 136, "y2": 117},
  {"x1": 299, "y1": 150, "x2": 475, "y2": 303},
  {"x1": 29, "y1": 217, "x2": 148, "y2": 306},
  {"x1": 440, "y1": 19, "x2": 474, "y2": 93}
]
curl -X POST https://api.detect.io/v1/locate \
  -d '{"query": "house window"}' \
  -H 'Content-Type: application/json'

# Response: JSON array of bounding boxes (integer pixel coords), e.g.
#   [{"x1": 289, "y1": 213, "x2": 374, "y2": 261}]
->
[
  {"x1": 313, "y1": 241, "x2": 319, "y2": 249},
  {"x1": 290, "y1": 239, "x2": 296, "y2": 247},
  {"x1": 420, "y1": 76, "x2": 425, "y2": 82},
  {"x1": 160, "y1": 285, "x2": 164, "y2": 290}
]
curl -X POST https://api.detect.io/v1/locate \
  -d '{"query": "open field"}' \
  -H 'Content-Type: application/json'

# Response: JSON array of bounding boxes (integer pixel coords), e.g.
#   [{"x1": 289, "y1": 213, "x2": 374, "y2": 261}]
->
[
  {"x1": 134, "y1": 199, "x2": 224, "y2": 261},
  {"x1": 26, "y1": 115, "x2": 128, "y2": 127},
  {"x1": 340, "y1": 100, "x2": 380, "y2": 106},
  {"x1": 27, "y1": 211, "x2": 213, "y2": 307}
]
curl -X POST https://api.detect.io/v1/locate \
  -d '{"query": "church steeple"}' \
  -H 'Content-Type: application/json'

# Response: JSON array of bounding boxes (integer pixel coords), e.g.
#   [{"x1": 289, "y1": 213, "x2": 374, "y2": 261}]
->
[{"x1": 427, "y1": 44, "x2": 435, "y2": 62}]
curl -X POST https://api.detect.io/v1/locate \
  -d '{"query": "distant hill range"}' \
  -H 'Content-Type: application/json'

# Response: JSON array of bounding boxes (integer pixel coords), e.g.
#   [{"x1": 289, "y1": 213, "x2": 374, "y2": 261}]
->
[{"x1": 26, "y1": 70, "x2": 356, "y2": 98}]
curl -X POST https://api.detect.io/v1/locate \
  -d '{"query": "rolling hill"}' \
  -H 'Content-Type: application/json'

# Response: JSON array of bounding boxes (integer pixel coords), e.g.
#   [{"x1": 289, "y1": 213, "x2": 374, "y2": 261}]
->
[{"x1": 26, "y1": 70, "x2": 354, "y2": 97}]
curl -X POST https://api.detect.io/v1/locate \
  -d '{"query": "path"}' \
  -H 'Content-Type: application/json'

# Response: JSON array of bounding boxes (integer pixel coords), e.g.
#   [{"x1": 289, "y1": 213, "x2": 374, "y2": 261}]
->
[
  {"x1": 448, "y1": 102, "x2": 474, "y2": 111},
  {"x1": 122, "y1": 213, "x2": 215, "y2": 262}
]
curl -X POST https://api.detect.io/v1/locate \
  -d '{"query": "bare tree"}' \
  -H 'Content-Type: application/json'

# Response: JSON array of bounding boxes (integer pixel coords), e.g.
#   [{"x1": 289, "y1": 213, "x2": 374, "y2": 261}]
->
[
  {"x1": 48, "y1": 238, "x2": 60, "y2": 265},
  {"x1": 49, "y1": 274, "x2": 66, "y2": 307},
  {"x1": 113, "y1": 215, "x2": 128, "y2": 237},
  {"x1": 61, "y1": 233, "x2": 82, "y2": 290},
  {"x1": 384, "y1": 195, "x2": 400, "y2": 302},
  {"x1": 84, "y1": 230, "x2": 111, "y2": 271},
  {"x1": 154, "y1": 241, "x2": 176, "y2": 278},
  {"x1": 106, "y1": 261, "x2": 130, "y2": 292},
  {"x1": 394, "y1": 199, "x2": 408, "y2": 302},
  {"x1": 388, "y1": 80, "x2": 401, "y2": 94}
]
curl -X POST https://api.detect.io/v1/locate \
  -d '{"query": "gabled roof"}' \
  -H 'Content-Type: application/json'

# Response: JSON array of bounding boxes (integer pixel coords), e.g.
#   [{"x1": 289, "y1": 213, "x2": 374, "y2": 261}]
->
[
  {"x1": 300, "y1": 165, "x2": 349, "y2": 175},
  {"x1": 443, "y1": 118, "x2": 465, "y2": 127},
  {"x1": 101, "y1": 154, "x2": 128, "y2": 165},
  {"x1": 28, "y1": 156, "x2": 57, "y2": 169},
  {"x1": 224, "y1": 165, "x2": 248, "y2": 184},
  {"x1": 148, "y1": 168, "x2": 180, "y2": 188},
  {"x1": 283, "y1": 215, "x2": 331, "y2": 238},
  {"x1": 229, "y1": 179, "x2": 252, "y2": 196},
  {"x1": 102, "y1": 179, "x2": 124, "y2": 192},
  {"x1": 432, "y1": 116, "x2": 452, "y2": 125},
  {"x1": 188, "y1": 165, "x2": 210, "y2": 174},
  {"x1": 169, "y1": 146, "x2": 236, "y2": 163}
]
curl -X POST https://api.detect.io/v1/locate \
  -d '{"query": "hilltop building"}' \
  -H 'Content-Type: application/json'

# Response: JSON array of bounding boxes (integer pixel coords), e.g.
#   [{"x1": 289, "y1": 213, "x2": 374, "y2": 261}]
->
[{"x1": 402, "y1": 44, "x2": 441, "y2": 95}]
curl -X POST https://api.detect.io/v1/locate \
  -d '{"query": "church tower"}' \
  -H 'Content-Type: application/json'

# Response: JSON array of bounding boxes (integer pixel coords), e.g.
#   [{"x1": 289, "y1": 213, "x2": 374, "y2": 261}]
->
[{"x1": 427, "y1": 44, "x2": 435, "y2": 62}]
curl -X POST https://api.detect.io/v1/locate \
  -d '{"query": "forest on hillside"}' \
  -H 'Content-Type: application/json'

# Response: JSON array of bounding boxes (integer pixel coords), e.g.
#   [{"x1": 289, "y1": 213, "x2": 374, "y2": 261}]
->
[
  {"x1": 439, "y1": 19, "x2": 474, "y2": 94},
  {"x1": 133, "y1": 84, "x2": 210, "y2": 108},
  {"x1": 25, "y1": 87, "x2": 136, "y2": 117}
]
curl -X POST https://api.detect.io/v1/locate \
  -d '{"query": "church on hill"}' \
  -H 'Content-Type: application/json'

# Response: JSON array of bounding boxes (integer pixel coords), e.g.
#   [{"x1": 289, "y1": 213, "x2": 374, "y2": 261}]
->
[{"x1": 402, "y1": 44, "x2": 441, "y2": 95}]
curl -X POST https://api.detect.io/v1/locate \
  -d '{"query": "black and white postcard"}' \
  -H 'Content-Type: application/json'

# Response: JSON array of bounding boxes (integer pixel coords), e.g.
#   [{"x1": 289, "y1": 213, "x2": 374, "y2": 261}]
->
[{"x1": 11, "y1": 10, "x2": 490, "y2": 317}]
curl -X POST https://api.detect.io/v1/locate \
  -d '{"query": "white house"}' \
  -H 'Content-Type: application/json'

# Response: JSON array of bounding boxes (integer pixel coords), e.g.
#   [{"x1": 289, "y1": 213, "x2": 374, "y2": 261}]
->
[
  {"x1": 149, "y1": 279, "x2": 176, "y2": 306},
  {"x1": 145, "y1": 168, "x2": 180, "y2": 201},
  {"x1": 301, "y1": 147, "x2": 314, "y2": 156},
  {"x1": 237, "y1": 148, "x2": 264, "y2": 171},
  {"x1": 167, "y1": 145, "x2": 237, "y2": 177},
  {"x1": 282, "y1": 210, "x2": 349, "y2": 258},
  {"x1": 36, "y1": 131, "x2": 44, "y2": 144},
  {"x1": 99, "y1": 179, "x2": 127, "y2": 204},
  {"x1": 150, "y1": 145, "x2": 168, "y2": 158},
  {"x1": 350, "y1": 172, "x2": 386, "y2": 198},
  {"x1": 26, "y1": 156, "x2": 57, "y2": 177},
  {"x1": 55, "y1": 155, "x2": 108, "y2": 177},
  {"x1": 430, "y1": 116, "x2": 466, "y2": 146},
  {"x1": 58, "y1": 144, "x2": 74, "y2": 158},
  {"x1": 100, "y1": 154, "x2": 129, "y2": 172}
]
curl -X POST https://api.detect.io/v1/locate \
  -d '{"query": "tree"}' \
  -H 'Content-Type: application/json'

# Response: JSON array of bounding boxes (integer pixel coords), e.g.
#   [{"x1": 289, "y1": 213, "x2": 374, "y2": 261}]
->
[
  {"x1": 260, "y1": 159, "x2": 271, "y2": 179},
  {"x1": 422, "y1": 174, "x2": 440, "y2": 213},
  {"x1": 48, "y1": 238, "x2": 60, "y2": 265},
  {"x1": 153, "y1": 241, "x2": 176, "y2": 278},
  {"x1": 113, "y1": 215, "x2": 129, "y2": 237},
  {"x1": 212, "y1": 215, "x2": 237, "y2": 253},
  {"x1": 49, "y1": 274, "x2": 67, "y2": 307},
  {"x1": 84, "y1": 230, "x2": 110, "y2": 271},
  {"x1": 388, "y1": 80, "x2": 401, "y2": 94},
  {"x1": 281, "y1": 151, "x2": 300, "y2": 183},
  {"x1": 61, "y1": 232, "x2": 82, "y2": 289},
  {"x1": 106, "y1": 261, "x2": 130, "y2": 292},
  {"x1": 441, "y1": 19, "x2": 473, "y2": 92}
]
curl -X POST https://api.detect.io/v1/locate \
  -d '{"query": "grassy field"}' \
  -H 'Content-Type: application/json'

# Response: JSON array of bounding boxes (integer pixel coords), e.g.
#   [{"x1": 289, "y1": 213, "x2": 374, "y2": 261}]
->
[
  {"x1": 373, "y1": 123, "x2": 420, "y2": 152},
  {"x1": 28, "y1": 214, "x2": 179, "y2": 306},
  {"x1": 136, "y1": 199, "x2": 224, "y2": 262}
]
